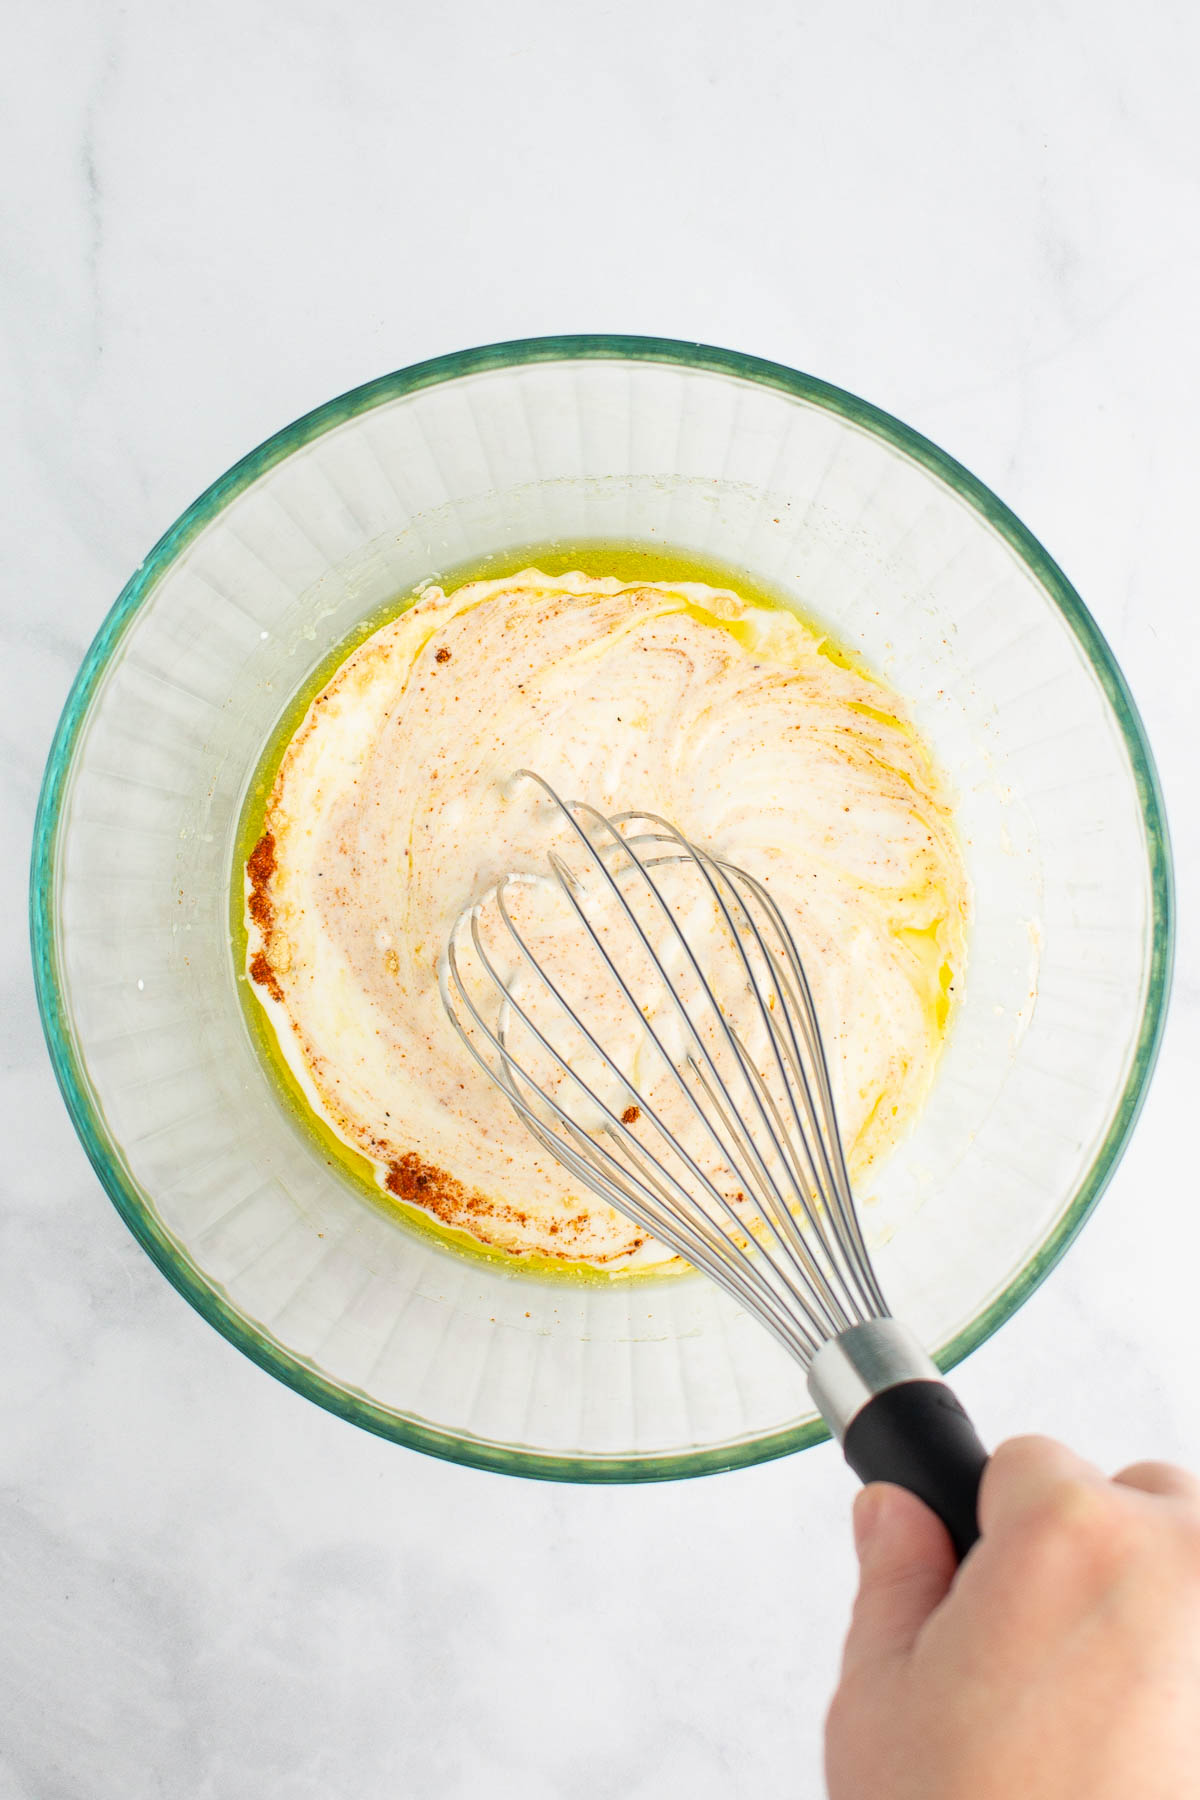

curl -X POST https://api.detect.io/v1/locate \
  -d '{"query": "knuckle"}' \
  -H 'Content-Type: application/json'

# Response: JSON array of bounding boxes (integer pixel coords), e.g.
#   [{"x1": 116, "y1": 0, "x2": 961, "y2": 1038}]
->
[
  {"x1": 1116, "y1": 1458, "x2": 1176, "y2": 1487},
  {"x1": 987, "y1": 1434, "x2": 1059, "y2": 1481},
  {"x1": 1174, "y1": 1511, "x2": 1200, "y2": 1582},
  {"x1": 1018, "y1": 1479, "x2": 1130, "y2": 1574},
  {"x1": 993, "y1": 1432, "x2": 1060, "y2": 1462},
  {"x1": 1031, "y1": 1474, "x2": 1101, "y2": 1531}
]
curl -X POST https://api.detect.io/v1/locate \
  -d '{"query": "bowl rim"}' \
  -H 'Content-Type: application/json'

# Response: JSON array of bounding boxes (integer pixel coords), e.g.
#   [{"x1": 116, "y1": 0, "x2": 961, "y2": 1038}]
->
[{"x1": 30, "y1": 333, "x2": 1175, "y2": 1482}]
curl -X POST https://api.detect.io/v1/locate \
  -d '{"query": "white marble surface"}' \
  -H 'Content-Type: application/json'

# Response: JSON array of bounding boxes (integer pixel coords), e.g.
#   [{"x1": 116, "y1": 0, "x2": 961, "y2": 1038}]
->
[{"x1": 4, "y1": 3, "x2": 1199, "y2": 1795}]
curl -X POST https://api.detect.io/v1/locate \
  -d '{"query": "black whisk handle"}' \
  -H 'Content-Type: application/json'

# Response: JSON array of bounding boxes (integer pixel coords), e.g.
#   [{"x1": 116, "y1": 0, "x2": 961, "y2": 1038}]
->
[
  {"x1": 842, "y1": 1379, "x2": 987, "y2": 1561},
  {"x1": 808, "y1": 1321, "x2": 987, "y2": 1562}
]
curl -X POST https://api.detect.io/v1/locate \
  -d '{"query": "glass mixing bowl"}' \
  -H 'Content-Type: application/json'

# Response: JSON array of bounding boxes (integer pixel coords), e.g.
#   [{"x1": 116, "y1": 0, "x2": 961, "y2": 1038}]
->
[{"x1": 31, "y1": 337, "x2": 1172, "y2": 1479}]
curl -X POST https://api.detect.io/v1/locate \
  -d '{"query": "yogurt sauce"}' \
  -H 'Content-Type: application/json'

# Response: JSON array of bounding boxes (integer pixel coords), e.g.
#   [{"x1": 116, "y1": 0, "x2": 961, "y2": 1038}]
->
[{"x1": 245, "y1": 570, "x2": 969, "y2": 1270}]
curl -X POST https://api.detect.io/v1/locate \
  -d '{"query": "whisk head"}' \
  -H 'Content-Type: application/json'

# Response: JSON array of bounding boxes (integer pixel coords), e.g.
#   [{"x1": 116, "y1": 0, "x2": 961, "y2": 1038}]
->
[{"x1": 440, "y1": 771, "x2": 890, "y2": 1369}]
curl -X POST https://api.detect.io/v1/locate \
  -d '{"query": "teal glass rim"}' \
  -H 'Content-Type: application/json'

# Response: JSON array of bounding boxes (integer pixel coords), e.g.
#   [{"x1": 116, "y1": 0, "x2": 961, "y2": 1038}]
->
[{"x1": 30, "y1": 334, "x2": 1175, "y2": 1482}]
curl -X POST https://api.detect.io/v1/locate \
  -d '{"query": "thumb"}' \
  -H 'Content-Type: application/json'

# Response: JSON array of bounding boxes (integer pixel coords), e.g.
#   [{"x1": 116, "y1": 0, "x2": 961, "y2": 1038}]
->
[{"x1": 839, "y1": 1483, "x2": 957, "y2": 1682}]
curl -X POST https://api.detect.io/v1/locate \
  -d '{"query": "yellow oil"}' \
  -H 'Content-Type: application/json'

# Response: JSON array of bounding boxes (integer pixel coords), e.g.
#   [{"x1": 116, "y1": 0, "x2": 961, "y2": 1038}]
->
[
  {"x1": 896, "y1": 922, "x2": 959, "y2": 1034},
  {"x1": 229, "y1": 539, "x2": 931, "y2": 1283}
]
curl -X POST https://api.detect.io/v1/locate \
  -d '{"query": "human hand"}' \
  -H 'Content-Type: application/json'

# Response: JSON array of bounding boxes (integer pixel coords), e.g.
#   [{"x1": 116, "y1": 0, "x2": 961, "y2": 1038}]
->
[{"x1": 825, "y1": 1436, "x2": 1200, "y2": 1800}]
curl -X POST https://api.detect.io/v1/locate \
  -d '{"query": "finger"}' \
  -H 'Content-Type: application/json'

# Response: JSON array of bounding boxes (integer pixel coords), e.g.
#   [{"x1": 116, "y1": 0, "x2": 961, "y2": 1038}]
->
[
  {"x1": 1113, "y1": 1461, "x2": 1200, "y2": 1503},
  {"x1": 978, "y1": 1435, "x2": 1107, "y2": 1537},
  {"x1": 840, "y1": 1483, "x2": 957, "y2": 1681}
]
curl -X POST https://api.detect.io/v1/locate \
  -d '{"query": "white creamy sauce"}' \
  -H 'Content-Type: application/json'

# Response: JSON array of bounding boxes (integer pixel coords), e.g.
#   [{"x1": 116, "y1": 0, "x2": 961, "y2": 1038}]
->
[{"x1": 245, "y1": 571, "x2": 968, "y2": 1269}]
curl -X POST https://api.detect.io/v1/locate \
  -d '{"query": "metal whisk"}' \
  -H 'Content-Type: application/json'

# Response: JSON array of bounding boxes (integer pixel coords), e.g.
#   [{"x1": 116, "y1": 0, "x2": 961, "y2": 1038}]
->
[{"x1": 441, "y1": 771, "x2": 987, "y2": 1556}]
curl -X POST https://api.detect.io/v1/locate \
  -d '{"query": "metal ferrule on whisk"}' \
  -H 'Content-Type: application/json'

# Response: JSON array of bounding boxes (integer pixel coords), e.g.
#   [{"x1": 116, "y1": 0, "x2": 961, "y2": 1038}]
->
[{"x1": 807, "y1": 1319, "x2": 943, "y2": 1442}]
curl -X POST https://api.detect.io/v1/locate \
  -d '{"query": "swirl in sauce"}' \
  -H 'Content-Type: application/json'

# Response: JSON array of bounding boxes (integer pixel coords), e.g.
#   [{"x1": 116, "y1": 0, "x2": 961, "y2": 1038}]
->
[{"x1": 245, "y1": 571, "x2": 968, "y2": 1270}]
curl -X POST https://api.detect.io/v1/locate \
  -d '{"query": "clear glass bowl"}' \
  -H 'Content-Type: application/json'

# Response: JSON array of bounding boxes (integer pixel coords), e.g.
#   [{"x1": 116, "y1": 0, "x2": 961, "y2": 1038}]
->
[{"x1": 31, "y1": 337, "x2": 1172, "y2": 1479}]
